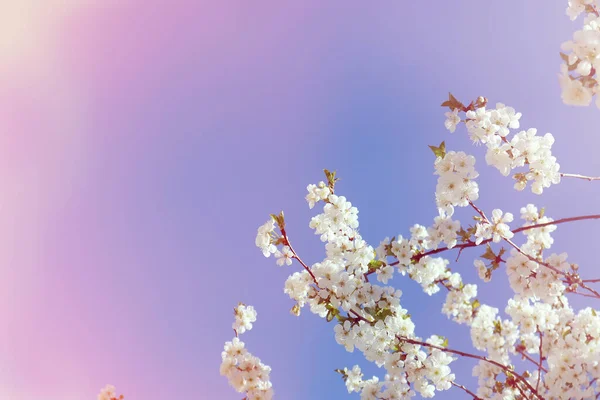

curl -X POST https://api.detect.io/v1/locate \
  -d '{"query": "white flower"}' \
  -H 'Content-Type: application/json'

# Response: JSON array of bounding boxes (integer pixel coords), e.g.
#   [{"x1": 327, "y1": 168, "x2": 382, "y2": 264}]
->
[
  {"x1": 306, "y1": 181, "x2": 331, "y2": 209},
  {"x1": 489, "y1": 209, "x2": 514, "y2": 242},
  {"x1": 233, "y1": 304, "x2": 258, "y2": 334},
  {"x1": 256, "y1": 219, "x2": 277, "y2": 257},
  {"x1": 275, "y1": 245, "x2": 293, "y2": 266},
  {"x1": 444, "y1": 109, "x2": 461, "y2": 133},
  {"x1": 559, "y1": 66, "x2": 593, "y2": 106}
]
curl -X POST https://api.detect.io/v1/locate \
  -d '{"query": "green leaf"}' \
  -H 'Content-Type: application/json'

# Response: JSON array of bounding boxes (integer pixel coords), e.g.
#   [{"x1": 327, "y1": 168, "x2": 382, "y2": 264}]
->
[
  {"x1": 326, "y1": 310, "x2": 334, "y2": 322},
  {"x1": 428, "y1": 141, "x2": 446, "y2": 159},
  {"x1": 493, "y1": 320, "x2": 502, "y2": 335},
  {"x1": 323, "y1": 169, "x2": 339, "y2": 191},
  {"x1": 368, "y1": 259, "x2": 385, "y2": 271},
  {"x1": 441, "y1": 336, "x2": 449, "y2": 348}
]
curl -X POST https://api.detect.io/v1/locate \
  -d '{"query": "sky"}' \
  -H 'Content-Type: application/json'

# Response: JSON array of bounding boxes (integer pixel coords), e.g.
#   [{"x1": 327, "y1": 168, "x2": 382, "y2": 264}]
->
[{"x1": 0, "y1": 1, "x2": 599, "y2": 399}]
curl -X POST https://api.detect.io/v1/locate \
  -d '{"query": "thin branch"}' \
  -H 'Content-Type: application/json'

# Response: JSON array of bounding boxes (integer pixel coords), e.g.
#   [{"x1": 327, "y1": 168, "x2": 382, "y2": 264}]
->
[
  {"x1": 451, "y1": 381, "x2": 483, "y2": 400},
  {"x1": 560, "y1": 172, "x2": 600, "y2": 181},
  {"x1": 281, "y1": 227, "x2": 318, "y2": 283},
  {"x1": 580, "y1": 282, "x2": 600, "y2": 298},
  {"x1": 516, "y1": 350, "x2": 548, "y2": 373},
  {"x1": 503, "y1": 237, "x2": 564, "y2": 276}
]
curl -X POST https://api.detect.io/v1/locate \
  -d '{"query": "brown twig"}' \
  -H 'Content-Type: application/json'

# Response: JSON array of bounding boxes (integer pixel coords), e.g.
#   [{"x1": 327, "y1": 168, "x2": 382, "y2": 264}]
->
[{"x1": 281, "y1": 227, "x2": 318, "y2": 283}]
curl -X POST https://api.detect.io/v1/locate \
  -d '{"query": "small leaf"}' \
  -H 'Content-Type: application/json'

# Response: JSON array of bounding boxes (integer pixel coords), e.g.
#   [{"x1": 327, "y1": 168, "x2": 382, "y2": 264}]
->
[
  {"x1": 326, "y1": 310, "x2": 334, "y2": 322},
  {"x1": 291, "y1": 303, "x2": 301, "y2": 316},
  {"x1": 428, "y1": 141, "x2": 446, "y2": 159},
  {"x1": 441, "y1": 92, "x2": 465, "y2": 111},
  {"x1": 368, "y1": 259, "x2": 385, "y2": 271},
  {"x1": 498, "y1": 247, "x2": 506, "y2": 258},
  {"x1": 481, "y1": 244, "x2": 497, "y2": 261},
  {"x1": 493, "y1": 320, "x2": 502, "y2": 335},
  {"x1": 323, "y1": 169, "x2": 339, "y2": 191},
  {"x1": 457, "y1": 227, "x2": 472, "y2": 243}
]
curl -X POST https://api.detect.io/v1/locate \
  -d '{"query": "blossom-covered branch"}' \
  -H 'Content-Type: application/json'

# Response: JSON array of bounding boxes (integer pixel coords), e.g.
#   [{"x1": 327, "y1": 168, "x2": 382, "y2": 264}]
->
[
  {"x1": 559, "y1": 0, "x2": 600, "y2": 108},
  {"x1": 220, "y1": 304, "x2": 274, "y2": 400},
  {"x1": 241, "y1": 89, "x2": 600, "y2": 399}
]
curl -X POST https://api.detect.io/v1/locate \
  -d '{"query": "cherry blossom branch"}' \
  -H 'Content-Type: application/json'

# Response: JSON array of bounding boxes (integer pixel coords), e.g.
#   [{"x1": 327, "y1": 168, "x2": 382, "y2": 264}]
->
[
  {"x1": 384, "y1": 213, "x2": 600, "y2": 267},
  {"x1": 451, "y1": 381, "x2": 483, "y2": 400},
  {"x1": 560, "y1": 172, "x2": 600, "y2": 181},
  {"x1": 397, "y1": 336, "x2": 544, "y2": 400},
  {"x1": 502, "y1": 236, "x2": 600, "y2": 300},
  {"x1": 282, "y1": 225, "x2": 378, "y2": 324}
]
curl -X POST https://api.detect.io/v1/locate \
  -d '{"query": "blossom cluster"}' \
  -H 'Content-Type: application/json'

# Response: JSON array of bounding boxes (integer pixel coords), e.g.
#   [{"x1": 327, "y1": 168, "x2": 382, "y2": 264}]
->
[
  {"x1": 560, "y1": 0, "x2": 600, "y2": 108},
  {"x1": 97, "y1": 385, "x2": 123, "y2": 400},
  {"x1": 433, "y1": 150, "x2": 479, "y2": 217},
  {"x1": 256, "y1": 183, "x2": 466, "y2": 398},
  {"x1": 221, "y1": 304, "x2": 274, "y2": 400},
  {"x1": 444, "y1": 99, "x2": 561, "y2": 194}
]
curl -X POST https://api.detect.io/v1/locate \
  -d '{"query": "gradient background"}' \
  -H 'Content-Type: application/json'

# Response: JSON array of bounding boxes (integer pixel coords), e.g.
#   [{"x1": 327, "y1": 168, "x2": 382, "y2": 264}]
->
[{"x1": 1, "y1": 1, "x2": 599, "y2": 399}]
